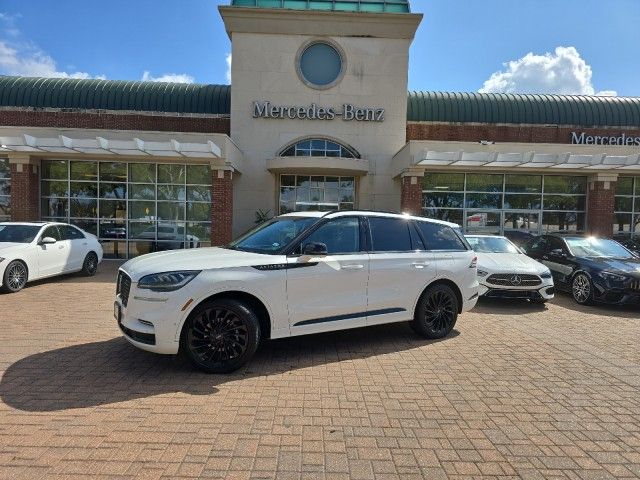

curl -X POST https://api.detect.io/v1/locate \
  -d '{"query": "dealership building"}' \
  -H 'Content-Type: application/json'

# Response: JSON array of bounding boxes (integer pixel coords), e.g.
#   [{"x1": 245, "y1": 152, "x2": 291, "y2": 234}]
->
[{"x1": 1, "y1": 0, "x2": 640, "y2": 258}]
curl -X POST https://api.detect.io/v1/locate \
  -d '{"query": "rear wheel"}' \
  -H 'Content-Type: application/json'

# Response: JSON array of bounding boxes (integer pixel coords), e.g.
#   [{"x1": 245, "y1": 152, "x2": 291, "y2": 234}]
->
[
  {"x1": 81, "y1": 252, "x2": 98, "y2": 276},
  {"x1": 411, "y1": 284, "x2": 459, "y2": 339},
  {"x1": 1, "y1": 260, "x2": 28, "y2": 293},
  {"x1": 182, "y1": 299, "x2": 260, "y2": 373},
  {"x1": 572, "y1": 273, "x2": 593, "y2": 305}
]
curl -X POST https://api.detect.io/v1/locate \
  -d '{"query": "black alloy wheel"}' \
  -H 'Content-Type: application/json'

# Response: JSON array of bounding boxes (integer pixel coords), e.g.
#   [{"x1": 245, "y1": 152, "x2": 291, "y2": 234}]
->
[
  {"x1": 82, "y1": 252, "x2": 99, "y2": 276},
  {"x1": 182, "y1": 299, "x2": 260, "y2": 373},
  {"x1": 572, "y1": 273, "x2": 593, "y2": 305},
  {"x1": 412, "y1": 284, "x2": 459, "y2": 339},
  {"x1": 2, "y1": 260, "x2": 28, "y2": 293}
]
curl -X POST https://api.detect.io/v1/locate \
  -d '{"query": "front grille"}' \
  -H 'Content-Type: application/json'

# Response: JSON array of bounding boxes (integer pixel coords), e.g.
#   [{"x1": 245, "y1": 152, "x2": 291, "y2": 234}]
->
[
  {"x1": 630, "y1": 279, "x2": 640, "y2": 291},
  {"x1": 117, "y1": 271, "x2": 132, "y2": 307},
  {"x1": 487, "y1": 273, "x2": 542, "y2": 287},
  {"x1": 485, "y1": 289, "x2": 542, "y2": 300}
]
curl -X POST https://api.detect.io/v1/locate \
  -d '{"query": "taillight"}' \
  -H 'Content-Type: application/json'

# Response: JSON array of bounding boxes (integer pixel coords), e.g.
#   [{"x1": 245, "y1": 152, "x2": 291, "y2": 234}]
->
[{"x1": 469, "y1": 256, "x2": 477, "y2": 268}]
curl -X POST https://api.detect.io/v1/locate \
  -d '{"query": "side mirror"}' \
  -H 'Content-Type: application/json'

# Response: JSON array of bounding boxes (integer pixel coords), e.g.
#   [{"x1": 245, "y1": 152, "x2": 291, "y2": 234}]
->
[
  {"x1": 302, "y1": 242, "x2": 328, "y2": 256},
  {"x1": 39, "y1": 236, "x2": 57, "y2": 245}
]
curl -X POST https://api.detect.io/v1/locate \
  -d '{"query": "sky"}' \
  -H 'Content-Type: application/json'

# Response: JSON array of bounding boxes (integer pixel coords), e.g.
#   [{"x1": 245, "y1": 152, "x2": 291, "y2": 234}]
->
[{"x1": 0, "y1": 0, "x2": 639, "y2": 97}]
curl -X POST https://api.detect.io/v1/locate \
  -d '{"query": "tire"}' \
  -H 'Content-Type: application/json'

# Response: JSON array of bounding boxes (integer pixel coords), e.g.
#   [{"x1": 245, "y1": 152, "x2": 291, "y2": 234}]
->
[
  {"x1": 181, "y1": 298, "x2": 260, "y2": 373},
  {"x1": 1, "y1": 260, "x2": 28, "y2": 293},
  {"x1": 572, "y1": 273, "x2": 593, "y2": 305},
  {"x1": 81, "y1": 252, "x2": 99, "y2": 276},
  {"x1": 411, "y1": 284, "x2": 459, "y2": 339}
]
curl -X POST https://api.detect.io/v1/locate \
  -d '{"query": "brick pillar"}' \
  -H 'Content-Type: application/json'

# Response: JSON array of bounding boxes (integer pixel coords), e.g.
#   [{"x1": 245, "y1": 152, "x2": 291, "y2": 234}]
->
[
  {"x1": 9, "y1": 158, "x2": 40, "y2": 222},
  {"x1": 211, "y1": 169, "x2": 234, "y2": 246},
  {"x1": 586, "y1": 175, "x2": 616, "y2": 238},
  {"x1": 400, "y1": 174, "x2": 423, "y2": 216}
]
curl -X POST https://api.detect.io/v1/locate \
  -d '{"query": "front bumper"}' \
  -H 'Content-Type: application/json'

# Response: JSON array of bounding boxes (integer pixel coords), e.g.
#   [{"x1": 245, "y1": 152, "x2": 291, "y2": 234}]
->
[
  {"x1": 114, "y1": 282, "x2": 185, "y2": 355},
  {"x1": 592, "y1": 278, "x2": 640, "y2": 305},
  {"x1": 478, "y1": 278, "x2": 555, "y2": 301}
]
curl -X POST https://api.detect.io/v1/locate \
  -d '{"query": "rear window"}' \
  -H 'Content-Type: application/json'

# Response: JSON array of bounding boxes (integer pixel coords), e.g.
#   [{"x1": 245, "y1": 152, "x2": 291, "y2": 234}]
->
[
  {"x1": 368, "y1": 217, "x2": 413, "y2": 252},
  {"x1": 416, "y1": 221, "x2": 467, "y2": 251}
]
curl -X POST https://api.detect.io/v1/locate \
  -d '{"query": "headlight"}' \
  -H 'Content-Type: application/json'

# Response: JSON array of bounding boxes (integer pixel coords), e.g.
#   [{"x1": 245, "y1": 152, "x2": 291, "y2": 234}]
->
[
  {"x1": 477, "y1": 269, "x2": 489, "y2": 277},
  {"x1": 138, "y1": 270, "x2": 201, "y2": 292},
  {"x1": 598, "y1": 271, "x2": 627, "y2": 282},
  {"x1": 540, "y1": 270, "x2": 552, "y2": 279}
]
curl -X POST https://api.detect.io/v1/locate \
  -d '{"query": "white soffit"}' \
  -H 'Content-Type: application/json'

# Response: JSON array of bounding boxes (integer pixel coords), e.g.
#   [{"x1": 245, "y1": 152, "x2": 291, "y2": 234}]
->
[
  {"x1": 0, "y1": 133, "x2": 222, "y2": 159},
  {"x1": 417, "y1": 149, "x2": 640, "y2": 170}
]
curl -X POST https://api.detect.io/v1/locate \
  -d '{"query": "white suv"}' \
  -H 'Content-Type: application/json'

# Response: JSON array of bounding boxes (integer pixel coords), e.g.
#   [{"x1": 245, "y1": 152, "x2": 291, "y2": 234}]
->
[{"x1": 114, "y1": 211, "x2": 479, "y2": 373}]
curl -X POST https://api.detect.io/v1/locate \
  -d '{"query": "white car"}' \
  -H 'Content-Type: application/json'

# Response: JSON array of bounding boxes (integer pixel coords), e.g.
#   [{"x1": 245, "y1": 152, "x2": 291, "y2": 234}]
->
[
  {"x1": 465, "y1": 234, "x2": 554, "y2": 304},
  {"x1": 0, "y1": 222, "x2": 103, "y2": 293},
  {"x1": 114, "y1": 211, "x2": 479, "y2": 373}
]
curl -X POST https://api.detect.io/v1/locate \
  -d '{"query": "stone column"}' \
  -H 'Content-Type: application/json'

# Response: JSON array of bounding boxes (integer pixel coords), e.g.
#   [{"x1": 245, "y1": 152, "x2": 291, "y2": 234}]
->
[
  {"x1": 400, "y1": 172, "x2": 423, "y2": 216},
  {"x1": 586, "y1": 173, "x2": 617, "y2": 238},
  {"x1": 9, "y1": 154, "x2": 40, "y2": 222},
  {"x1": 211, "y1": 168, "x2": 234, "y2": 246}
]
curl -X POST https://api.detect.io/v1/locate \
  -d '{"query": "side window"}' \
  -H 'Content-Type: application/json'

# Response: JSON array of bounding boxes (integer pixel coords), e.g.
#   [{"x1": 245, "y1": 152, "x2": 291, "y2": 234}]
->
[
  {"x1": 41, "y1": 226, "x2": 61, "y2": 241},
  {"x1": 548, "y1": 237, "x2": 567, "y2": 253},
  {"x1": 409, "y1": 223, "x2": 426, "y2": 250},
  {"x1": 301, "y1": 217, "x2": 360, "y2": 255},
  {"x1": 525, "y1": 237, "x2": 547, "y2": 254},
  {"x1": 416, "y1": 222, "x2": 467, "y2": 251},
  {"x1": 368, "y1": 217, "x2": 412, "y2": 252},
  {"x1": 59, "y1": 225, "x2": 85, "y2": 240}
]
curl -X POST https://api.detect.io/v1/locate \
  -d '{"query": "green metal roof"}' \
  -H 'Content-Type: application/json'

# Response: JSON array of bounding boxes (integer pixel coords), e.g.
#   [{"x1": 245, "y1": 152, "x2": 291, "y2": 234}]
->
[
  {"x1": 2, "y1": 76, "x2": 639, "y2": 127},
  {"x1": 0, "y1": 76, "x2": 230, "y2": 115},
  {"x1": 408, "y1": 91, "x2": 640, "y2": 127},
  {"x1": 230, "y1": 0, "x2": 411, "y2": 13}
]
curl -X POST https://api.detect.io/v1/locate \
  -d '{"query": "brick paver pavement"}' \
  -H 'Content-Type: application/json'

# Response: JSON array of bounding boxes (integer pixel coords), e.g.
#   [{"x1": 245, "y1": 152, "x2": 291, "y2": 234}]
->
[{"x1": 0, "y1": 261, "x2": 639, "y2": 479}]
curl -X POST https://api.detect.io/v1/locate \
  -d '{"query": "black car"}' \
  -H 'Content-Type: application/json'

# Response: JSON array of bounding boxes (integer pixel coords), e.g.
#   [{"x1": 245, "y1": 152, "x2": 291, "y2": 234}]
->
[
  {"x1": 523, "y1": 234, "x2": 640, "y2": 305},
  {"x1": 503, "y1": 230, "x2": 537, "y2": 247}
]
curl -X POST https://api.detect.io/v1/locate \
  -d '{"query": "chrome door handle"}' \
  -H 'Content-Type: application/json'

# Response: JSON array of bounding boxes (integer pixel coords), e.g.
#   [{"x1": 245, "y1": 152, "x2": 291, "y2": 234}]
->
[
  {"x1": 412, "y1": 262, "x2": 429, "y2": 269},
  {"x1": 341, "y1": 264, "x2": 364, "y2": 270}
]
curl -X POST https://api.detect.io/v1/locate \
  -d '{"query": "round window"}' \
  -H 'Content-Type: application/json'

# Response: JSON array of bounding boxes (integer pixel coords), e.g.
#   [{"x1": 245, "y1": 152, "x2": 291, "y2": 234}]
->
[{"x1": 298, "y1": 42, "x2": 343, "y2": 88}]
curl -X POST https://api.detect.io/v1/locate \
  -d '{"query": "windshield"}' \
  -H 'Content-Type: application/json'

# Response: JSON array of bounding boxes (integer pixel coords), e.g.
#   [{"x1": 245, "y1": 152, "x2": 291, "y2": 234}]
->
[
  {"x1": 566, "y1": 238, "x2": 634, "y2": 259},
  {"x1": 0, "y1": 224, "x2": 42, "y2": 243},
  {"x1": 465, "y1": 236, "x2": 520, "y2": 254},
  {"x1": 227, "y1": 216, "x2": 319, "y2": 254}
]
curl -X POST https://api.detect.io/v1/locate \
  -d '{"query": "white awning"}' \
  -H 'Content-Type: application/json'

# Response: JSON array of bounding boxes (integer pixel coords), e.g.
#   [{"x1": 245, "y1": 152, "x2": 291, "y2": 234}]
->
[{"x1": 0, "y1": 133, "x2": 222, "y2": 159}]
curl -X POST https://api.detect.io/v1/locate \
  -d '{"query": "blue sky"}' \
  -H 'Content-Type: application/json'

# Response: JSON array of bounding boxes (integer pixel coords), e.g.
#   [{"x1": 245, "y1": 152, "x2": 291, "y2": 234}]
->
[{"x1": 1, "y1": 0, "x2": 639, "y2": 96}]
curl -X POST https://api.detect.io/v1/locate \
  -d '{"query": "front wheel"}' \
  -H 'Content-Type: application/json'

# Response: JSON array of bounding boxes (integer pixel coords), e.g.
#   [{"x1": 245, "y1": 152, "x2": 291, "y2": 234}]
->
[
  {"x1": 1, "y1": 260, "x2": 28, "y2": 293},
  {"x1": 572, "y1": 273, "x2": 593, "y2": 305},
  {"x1": 81, "y1": 252, "x2": 99, "y2": 276},
  {"x1": 411, "y1": 284, "x2": 459, "y2": 339},
  {"x1": 182, "y1": 299, "x2": 260, "y2": 373}
]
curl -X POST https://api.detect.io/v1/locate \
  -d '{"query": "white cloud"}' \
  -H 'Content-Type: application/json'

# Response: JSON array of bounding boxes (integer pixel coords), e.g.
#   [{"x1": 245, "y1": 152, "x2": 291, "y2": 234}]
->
[
  {"x1": 479, "y1": 46, "x2": 616, "y2": 96},
  {"x1": 225, "y1": 53, "x2": 232, "y2": 84},
  {"x1": 141, "y1": 71, "x2": 194, "y2": 83},
  {"x1": 0, "y1": 13, "x2": 104, "y2": 79}
]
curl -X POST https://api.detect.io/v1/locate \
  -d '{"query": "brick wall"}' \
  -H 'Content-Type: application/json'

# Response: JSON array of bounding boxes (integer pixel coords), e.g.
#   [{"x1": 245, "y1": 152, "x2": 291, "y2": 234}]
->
[
  {"x1": 407, "y1": 122, "x2": 640, "y2": 145},
  {"x1": 400, "y1": 176, "x2": 423, "y2": 216},
  {"x1": 587, "y1": 180, "x2": 616, "y2": 238},
  {"x1": 0, "y1": 109, "x2": 230, "y2": 134},
  {"x1": 211, "y1": 170, "x2": 234, "y2": 246},
  {"x1": 10, "y1": 163, "x2": 39, "y2": 222}
]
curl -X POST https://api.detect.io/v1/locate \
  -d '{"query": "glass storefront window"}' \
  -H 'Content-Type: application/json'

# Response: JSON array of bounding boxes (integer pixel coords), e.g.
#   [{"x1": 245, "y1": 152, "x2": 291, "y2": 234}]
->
[
  {"x1": 422, "y1": 173, "x2": 587, "y2": 235},
  {"x1": 0, "y1": 158, "x2": 10, "y2": 220},
  {"x1": 41, "y1": 160, "x2": 212, "y2": 258},
  {"x1": 279, "y1": 138, "x2": 359, "y2": 159},
  {"x1": 614, "y1": 177, "x2": 639, "y2": 237},
  {"x1": 279, "y1": 174, "x2": 355, "y2": 213}
]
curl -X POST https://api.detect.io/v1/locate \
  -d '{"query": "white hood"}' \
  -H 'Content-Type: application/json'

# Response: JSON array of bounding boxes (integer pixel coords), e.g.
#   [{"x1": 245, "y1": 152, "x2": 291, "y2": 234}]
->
[
  {"x1": 477, "y1": 252, "x2": 548, "y2": 274},
  {"x1": 121, "y1": 247, "x2": 283, "y2": 281}
]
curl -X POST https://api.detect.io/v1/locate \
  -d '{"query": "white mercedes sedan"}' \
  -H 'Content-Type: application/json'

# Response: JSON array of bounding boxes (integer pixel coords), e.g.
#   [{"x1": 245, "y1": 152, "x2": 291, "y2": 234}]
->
[
  {"x1": 0, "y1": 222, "x2": 103, "y2": 293},
  {"x1": 465, "y1": 234, "x2": 554, "y2": 304}
]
